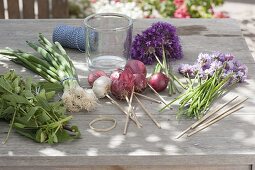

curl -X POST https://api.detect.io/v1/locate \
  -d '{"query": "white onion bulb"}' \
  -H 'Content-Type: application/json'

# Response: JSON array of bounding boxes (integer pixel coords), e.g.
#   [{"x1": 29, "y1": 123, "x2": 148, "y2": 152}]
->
[{"x1": 92, "y1": 76, "x2": 112, "y2": 98}]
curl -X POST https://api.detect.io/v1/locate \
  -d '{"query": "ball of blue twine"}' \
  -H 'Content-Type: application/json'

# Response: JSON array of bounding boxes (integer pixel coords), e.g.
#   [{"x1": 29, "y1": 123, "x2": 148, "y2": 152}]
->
[{"x1": 52, "y1": 25, "x2": 98, "y2": 53}]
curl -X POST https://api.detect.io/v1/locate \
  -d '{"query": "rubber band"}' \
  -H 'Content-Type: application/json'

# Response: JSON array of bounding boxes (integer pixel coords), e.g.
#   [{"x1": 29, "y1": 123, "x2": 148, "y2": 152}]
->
[{"x1": 89, "y1": 117, "x2": 117, "y2": 132}]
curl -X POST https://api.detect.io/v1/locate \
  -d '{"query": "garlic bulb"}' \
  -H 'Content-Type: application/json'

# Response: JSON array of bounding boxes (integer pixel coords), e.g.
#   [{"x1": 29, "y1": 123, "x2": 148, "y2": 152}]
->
[
  {"x1": 92, "y1": 76, "x2": 112, "y2": 98},
  {"x1": 62, "y1": 86, "x2": 98, "y2": 112}
]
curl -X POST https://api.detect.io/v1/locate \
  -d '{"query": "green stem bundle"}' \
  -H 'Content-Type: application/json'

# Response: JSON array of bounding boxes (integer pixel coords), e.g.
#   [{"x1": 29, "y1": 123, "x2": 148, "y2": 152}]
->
[
  {"x1": 0, "y1": 34, "x2": 97, "y2": 112},
  {"x1": 161, "y1": 68, "x2": 233, "y2": 119},
  {"x1": 153, "y1": 47, "x2": 186, "y2": 96}
]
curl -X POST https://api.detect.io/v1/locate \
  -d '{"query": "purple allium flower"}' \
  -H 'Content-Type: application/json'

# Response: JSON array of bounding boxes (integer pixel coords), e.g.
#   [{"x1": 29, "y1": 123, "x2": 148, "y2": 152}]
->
[
  {"x1": 178, "y1": 52, "x2": 248, "y2": 83},
  {"x1": 131, "y1": 22, "x2": 183, "y2": 65}
]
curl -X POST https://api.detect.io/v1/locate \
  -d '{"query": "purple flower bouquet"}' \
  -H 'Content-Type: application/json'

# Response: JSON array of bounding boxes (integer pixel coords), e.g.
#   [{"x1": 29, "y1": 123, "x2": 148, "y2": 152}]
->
[
  {"x1": 131, "y1": 22, "x2": 185, "y2": 95},
  {"x1": 162, "y1": 52, "x2": 248, "y2": 119}
]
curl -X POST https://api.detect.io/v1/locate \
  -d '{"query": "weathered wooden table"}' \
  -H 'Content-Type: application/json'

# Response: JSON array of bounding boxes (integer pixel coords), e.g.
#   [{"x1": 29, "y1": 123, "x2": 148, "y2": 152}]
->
[{"x1": 0, "y1": 19, "x2": 255, "y2": 170}]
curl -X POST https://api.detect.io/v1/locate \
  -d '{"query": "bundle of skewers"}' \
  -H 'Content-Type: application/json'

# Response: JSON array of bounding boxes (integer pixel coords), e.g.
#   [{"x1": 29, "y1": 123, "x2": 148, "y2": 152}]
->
[{"x1": 176, "y1": 96, "x2": 248, "y2": 138}]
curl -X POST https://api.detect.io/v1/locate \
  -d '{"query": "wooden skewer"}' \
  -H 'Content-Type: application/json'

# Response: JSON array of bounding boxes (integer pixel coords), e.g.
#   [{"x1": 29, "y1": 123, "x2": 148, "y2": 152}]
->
[
  {"x1": 134, "y1": 92, "x2": 162, "y2": 104},
  {"x1": 106, "y1": 94, "x2": 142, "y2": 127},
  {"x1": 187, "y1": 105, "x2": 244, "y2": 137},
  {"x1": 191, "y1": 96, "x2": 239, "y2": 129},
  {"x1": 135, "y1": 95, "x2": 161, "y2": 128},
  {"x1": 124, "y1": 97, "x2": 131, "y2": 135},
  {"x1": 175, "y1": 126, "x2": 192, "y2": 139},
  {"x1": 124, "y1": 88, "x2": 134, "y2": 135},
  {"x1": 176, "y1": 96, "x2": 239, "y2": 139},
  {"x1": 199, "y1": 97, "x2": 248, "y2": 127},
  {"x1": 129, "y1": 105, "x2": 143, "y2": 128},
  {"x1": 147, "y1": 83, "x2": 172, "y2": 109}
]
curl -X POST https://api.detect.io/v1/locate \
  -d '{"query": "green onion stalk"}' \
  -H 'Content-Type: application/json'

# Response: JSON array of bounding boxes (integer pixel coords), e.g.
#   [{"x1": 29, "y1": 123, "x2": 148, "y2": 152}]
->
[
  {"x1": 0, "y1": 34, "x2": 97, "y2": 112},
  {"x1": 153, "y1": 46, "x2": 186, "y2": 96},
  {"x1": 160, "y1": 67, "x2": 234, "y2": 119}
]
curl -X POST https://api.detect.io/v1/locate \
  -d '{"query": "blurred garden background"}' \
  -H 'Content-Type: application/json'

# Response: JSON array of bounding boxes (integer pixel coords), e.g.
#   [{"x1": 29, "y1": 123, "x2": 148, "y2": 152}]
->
[
  {"x1": 69, "y1": 0, "x2": 254, "y2": 57},
  {"x1": 69, "y1": 0, "x2": 226, "y2": 19},
  {"x1": 1, "y1": 0, "x2": 254, "y2": 58}
]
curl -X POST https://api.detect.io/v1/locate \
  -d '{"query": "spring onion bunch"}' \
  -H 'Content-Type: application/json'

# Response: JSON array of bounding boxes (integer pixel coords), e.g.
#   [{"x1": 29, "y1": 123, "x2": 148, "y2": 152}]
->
[{"x1": 0, "y1": 34, "x2": 97, "y2": 112}]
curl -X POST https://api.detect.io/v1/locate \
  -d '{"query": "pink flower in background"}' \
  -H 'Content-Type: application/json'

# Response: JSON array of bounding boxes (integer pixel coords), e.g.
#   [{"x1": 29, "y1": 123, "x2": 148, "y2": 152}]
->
[
  {"x1": 213, "y1": 12, "x2": 229, "y2": 18},
  {"x1": 174, "y1": 0, "x2": 185, "y2": 8},
  {"x1": 174, "y1": 5, "x2": 190, "y2": 18},
  {"x1": 90, "y1": 0, "x2": 97, "y2": 3}
]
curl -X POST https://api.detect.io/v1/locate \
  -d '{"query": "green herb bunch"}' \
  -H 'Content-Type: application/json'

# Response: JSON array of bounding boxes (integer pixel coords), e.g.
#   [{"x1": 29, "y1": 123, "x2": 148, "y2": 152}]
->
[{"x1": 0, "y1": 70, "x2": 80, "y2": 144}]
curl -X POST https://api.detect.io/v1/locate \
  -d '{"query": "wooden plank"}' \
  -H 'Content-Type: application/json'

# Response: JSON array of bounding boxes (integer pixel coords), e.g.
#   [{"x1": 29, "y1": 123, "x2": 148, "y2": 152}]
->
[
  {"x1": 0, "y1": 19, "x2": 254, "y2": 167},
  {"x1": 37, "y1": 0, "x2": 49, "y2": 19},
  {"x1": 0, "y1": 0, "x2": 4, "y2": 19},
  {"x1": 7, "y1": 0, "x2": 20, "y2": 19},
  {"x1": 1, "y1": 114, "x2": 255, "y2": 166},
  {"x1": 0, "y1": 165, "x2": 251, "y2": 170},
  {"x1": 51, "y1": 0, "x2": 68, "y2": 18},
  {"x1": 23, "y1": 0, "x2": 35, "y2": 19}
]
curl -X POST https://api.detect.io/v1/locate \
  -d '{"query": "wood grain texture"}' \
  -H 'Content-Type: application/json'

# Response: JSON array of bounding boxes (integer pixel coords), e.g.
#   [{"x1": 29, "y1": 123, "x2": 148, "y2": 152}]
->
[
  {"x1": 0, "y1": 0, "x2": 4, "y2": 19},
  {"x1": 38, "y1": 0, "x2": 49, "y2": 19},
  {"x1": 0, "y1": 165, "x2": 251, "y2": 170},
  {"x1": 0, "y1": 19, "x2": 254, "y2": 168},
  {"x1": 51, "y1": 0, "x2": 68, "y2": 18},
  {"x1": 7, "y1": 0, "x2": 20, "y2": 19},
  {"x1": 23, "y1": 0, "x2": 35, "y2": 19}
]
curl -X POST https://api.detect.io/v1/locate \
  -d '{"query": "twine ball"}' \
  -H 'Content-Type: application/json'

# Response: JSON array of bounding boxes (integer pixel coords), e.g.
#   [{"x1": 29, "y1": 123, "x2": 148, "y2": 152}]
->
[{"x1": 52, "y1": 25, "x2": 97, "y2": 52}]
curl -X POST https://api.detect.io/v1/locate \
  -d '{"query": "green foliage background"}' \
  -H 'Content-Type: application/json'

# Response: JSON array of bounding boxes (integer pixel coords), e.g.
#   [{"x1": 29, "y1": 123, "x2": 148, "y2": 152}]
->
[{"x1": 68, "y1": 0, "x2": 224, "y2": 18}]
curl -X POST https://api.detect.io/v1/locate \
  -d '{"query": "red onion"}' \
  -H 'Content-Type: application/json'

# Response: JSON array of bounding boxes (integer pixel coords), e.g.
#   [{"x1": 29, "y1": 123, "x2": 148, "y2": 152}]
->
[
  {"x1": 88, "y1": 70, "x2": 107, "y2": 86},
  {"x1": 110, "y1": 69, "x2": 122, "y2": 81},
  {"x1": 125, "y1": 59, "x2": 147, "y2": 76},
  {"x1": 148, "y1": 73, "x2": 169, "y2": 92},
  {"x1": 111, "y1": 69, "x2": 134, "y2": 100},
  {"x1": 133, "y1": 74, "x2": 147, "y2": 92}
]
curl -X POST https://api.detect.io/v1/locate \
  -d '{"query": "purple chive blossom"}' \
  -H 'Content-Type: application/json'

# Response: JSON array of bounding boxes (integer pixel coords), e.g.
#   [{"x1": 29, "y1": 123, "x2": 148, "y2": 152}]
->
[
  {"x1": 207, "y1": 60, "x2": 222, "y2": 76},
  {"x1": 197, "y1": 53, "x2": 213, "y2": 70},
  {"x1": 178, "y1": 52, "x2": 248, "y2": 83},
  {"x1": 178, "y1": 64, "x2": 198, "y2": 78},
  {"x1": 131, "y1": 22, "x2": 183, "y2": 65}
]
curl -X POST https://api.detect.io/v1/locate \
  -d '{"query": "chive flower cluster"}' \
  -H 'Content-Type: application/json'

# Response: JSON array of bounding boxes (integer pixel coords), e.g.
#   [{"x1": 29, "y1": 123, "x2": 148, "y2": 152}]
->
[
  {"x1": 131, "y1": 22, "x2": 183, "y2": 64},
  {"x1": 178, "y1": 52, "x2": 248, "y2": 83}
]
